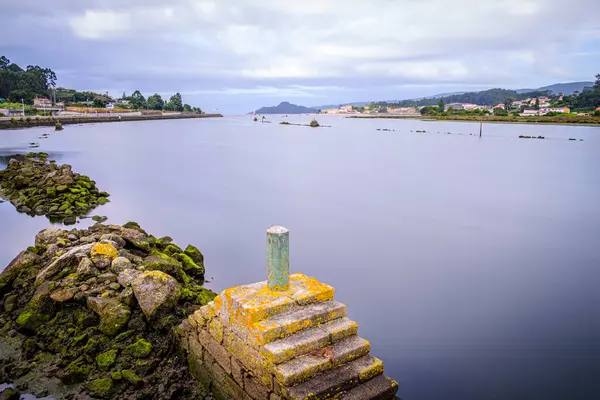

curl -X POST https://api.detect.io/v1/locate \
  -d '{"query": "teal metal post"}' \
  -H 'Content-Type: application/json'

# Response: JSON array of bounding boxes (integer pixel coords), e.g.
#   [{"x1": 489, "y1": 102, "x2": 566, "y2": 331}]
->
[{"x1": 267, "y1": 226, "x2": 290, "y2": 291}]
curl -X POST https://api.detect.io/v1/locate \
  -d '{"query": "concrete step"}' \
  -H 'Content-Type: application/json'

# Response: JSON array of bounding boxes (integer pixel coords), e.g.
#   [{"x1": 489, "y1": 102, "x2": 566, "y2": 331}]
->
[
  {"x1": 250, "y1": 301, "x2": 347, "y2": 346},
  {"x1": 261, "y1": 317, "x2": 358, "y2": 364},
  {"x1": 338, "y1": 375, "x2": 399, "y2": 400},
  {"x1": 283, "y1": 355, "x2": 386, "y2": 400},
  {"x1": 274, "y1": 335, "x2": 371, "y2": 386}
]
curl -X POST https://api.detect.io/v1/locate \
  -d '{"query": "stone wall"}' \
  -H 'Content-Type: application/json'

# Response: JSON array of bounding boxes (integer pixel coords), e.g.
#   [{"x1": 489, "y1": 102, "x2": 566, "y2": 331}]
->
[{"x1": 177, "y1": 273, "x2": 398, "y2": 400}]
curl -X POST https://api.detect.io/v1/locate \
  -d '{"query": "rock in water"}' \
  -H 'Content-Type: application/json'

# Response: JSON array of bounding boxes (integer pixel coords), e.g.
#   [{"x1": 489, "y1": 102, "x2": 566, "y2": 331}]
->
[
  {"x1": 87, "y1": 297, "x2": 131, "y2": 336},
  {"x1": 0, "y1": 152, "x2": 110, "y2": 223},
  {"x1": 131, "y1": 271, "x2": 181, "y2": 318}
]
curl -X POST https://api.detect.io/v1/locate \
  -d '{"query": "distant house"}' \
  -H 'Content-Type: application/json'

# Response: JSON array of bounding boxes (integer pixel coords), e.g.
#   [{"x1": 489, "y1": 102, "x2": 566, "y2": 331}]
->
[
  {"x1": 33, "y1": 97, "x2": 52, "y2": 107},
  {"x1": 495, "y1": 103, "x2": 505, "y2": 109},
  {"x1": 447, "y1": 103, "x2": 481, "y2": 110},
  {"x1": 521, "y1": 107, "x2": 570, "y2": 116},
  {"x1": 596, "y1": 107, "x2": 600, "y2": 111},
  {"x1": 339, "y1": 105, "x2": 353, "y2": 113}
]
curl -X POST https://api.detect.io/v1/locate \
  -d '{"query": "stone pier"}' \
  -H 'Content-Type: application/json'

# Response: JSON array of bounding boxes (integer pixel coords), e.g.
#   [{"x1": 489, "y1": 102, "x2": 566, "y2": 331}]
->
[{"x1": 178, "y1": 227, "x2": 398, "y2": 399}]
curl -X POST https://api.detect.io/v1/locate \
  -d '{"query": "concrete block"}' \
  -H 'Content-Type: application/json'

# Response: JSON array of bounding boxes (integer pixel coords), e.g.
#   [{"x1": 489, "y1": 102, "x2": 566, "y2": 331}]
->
[
  {"x1": 274, "y1": 353, "x2": 331, "y2": 386},
  {"x1": 204, "y1": 331, "x2": 231, "y2": 374},
  {"x1": 209, "y1": 356, "x2": 245, "y2": 400},
  {"x1": 359, "y1": 357, "x2": 384, "y2": 383},
  {"x1": 320, "y1": 318, "x2": 358, "y2": 343},
  {"x1": 288, "y1": 273, "x2": 334, "y2": 305},
  {"x1": 193, "y1": 309, "x2": 207, "y2": 327},
  {"x1": 225, "y1": 330, "x2": 261, "y2": 372},
  {"x1": 261, "y1": 325, "x2": 329, "y2": 364},
  {"x1": 187, "y1": 314, "x2": 198, "y2": 328},
  {"x1": 363, "y1": 375, "x2": 399, "y2": 400},
  {"x1": 251, "y1": 301, "x2": 347, "y2": 345},
  {"x1": 282, "y1": 355, "x2": 380, "y2": 400},
  {"x1": 200, "y1": 301, "x2": 217, "y2": 321},
  {"x1": 331, "y1": 335, "x2": 370, "y2": 366},
  {"x1": 231, "y1": 357, "x2": 245, "y2": 387},
  {"x1": 188, "y1": 333, "x2": 204, "y2": 364},
  {"x1": 210, "y1": 317, "x2": 225, "y2": 344},
  {"x1": 244, "y1": 373, "x2": 271, "y2": 400}
]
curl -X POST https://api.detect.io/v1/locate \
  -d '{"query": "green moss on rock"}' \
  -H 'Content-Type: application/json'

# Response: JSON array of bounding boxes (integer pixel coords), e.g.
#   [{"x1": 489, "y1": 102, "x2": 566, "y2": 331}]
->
[
  {"x1": 122, "y1": 369, "x2": 143, "y2": 385},
  {"x1": 124, "y1": 339, "x2": 152, "y2": 358},
  {"x1": 87, "y1": 378, "x2": 112, "y2": 397},
  {"x1": 96, "y1": 349, "x2": 118, "y2": 370}
]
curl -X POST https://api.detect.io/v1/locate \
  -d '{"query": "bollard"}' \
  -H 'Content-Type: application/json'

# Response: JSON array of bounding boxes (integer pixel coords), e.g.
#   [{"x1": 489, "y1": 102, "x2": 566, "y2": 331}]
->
[{"x1": 266, "y1": 226, "x2": 290, "y2": 291}]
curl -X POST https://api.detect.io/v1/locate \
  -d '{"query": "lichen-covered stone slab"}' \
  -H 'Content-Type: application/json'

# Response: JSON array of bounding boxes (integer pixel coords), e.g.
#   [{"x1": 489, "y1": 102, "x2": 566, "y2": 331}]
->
[
  {"x1": 320, "y1": 318, "x2": 358, "y2": 342},
  {"x1": 262, "y1": 325, "x2": 330, "y2": 364},
  {"x1": 251, "y1": 301, "x2": 347, "y2": 346},
  {"x1": 330, "y1": 335, "x2": 370, "y2": 366},
  {"x1": 283, "y1": 355, "x2": 382, "y2": 400},
  {"x1": 338, "y1": 375, "x2": 398, "y2": 400},
  {"x1": 274, "y1": 353, "x2": 332, "y2": 386}
]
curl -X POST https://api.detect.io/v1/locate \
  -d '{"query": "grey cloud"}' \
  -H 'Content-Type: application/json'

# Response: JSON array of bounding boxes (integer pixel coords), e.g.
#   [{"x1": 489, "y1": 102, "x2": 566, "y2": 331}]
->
[{"x1": 1, "y1": 0, "x2": 599, "y2": 112}]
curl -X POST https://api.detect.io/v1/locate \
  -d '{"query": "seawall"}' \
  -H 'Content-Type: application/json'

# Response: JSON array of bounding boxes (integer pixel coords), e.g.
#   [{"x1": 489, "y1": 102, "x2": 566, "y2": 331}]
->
[{"x1": 0, "y1": 113, "x2": 223, "y2": 130}]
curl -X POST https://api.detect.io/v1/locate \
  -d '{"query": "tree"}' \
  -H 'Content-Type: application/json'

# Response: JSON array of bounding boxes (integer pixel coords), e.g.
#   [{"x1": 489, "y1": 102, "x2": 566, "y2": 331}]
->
[
  {"x1": 93, "y1": 98, "x2": 108, "y2": 108},
  {"x1": 147, "y1": 93, "x2": 164, "y2": 110},
  {"x1": 534, "y1": 98, "x2": 540, "y2": 110},
  {"x1": 166, "y1": 93, "x2": 183, "y2": 112},
  {"x1": 493, "y1": 107, "x2": 508, "y2": 116},
  {"x1": 183, "y1": 104, "x2": 192, "y2": 112},
  {"x1": 130, "y1": 90, "x2": 146, "y2": 109},
  {"x1": 420, "y1": 106, "x2": 438, "y2": 116},
  {"x1": 0, "y1": 56, "x2": 9, "y2": 69},
  {"x1": 446, "y1": 106, "x2": 454, "y2": 114},
  {"x1": 504, "y1": 97, "x2": 514, "y2": 110},
  {"x1": 439, "y1": 99, "x2": 445, "y2": 113}
]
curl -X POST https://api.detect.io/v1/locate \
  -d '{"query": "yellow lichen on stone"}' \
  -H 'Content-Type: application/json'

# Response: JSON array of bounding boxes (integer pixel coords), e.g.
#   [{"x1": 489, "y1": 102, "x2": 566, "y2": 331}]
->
[
  {"x1": 91, "y1": 242, "x2": 117, "y2": 259},
  {"x1": 358, "y1": 356, "x2": 384, "y2": 382}
]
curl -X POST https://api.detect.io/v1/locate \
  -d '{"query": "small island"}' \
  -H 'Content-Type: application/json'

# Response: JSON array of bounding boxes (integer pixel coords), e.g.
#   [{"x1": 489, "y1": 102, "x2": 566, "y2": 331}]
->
[{"x1": 254, "y1": 101, "x2": 317, "y2": 115}]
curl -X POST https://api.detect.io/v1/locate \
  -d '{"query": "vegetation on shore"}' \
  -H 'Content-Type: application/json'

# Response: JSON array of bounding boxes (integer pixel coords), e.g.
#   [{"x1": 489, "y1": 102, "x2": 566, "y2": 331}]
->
[
  {"x1": 0, "y1": 222, "x2": 216, "y2": 399},
  {"x1": 349, "y1": 113, "x2": 600, "y2": 125},
  {"x1": 0, "y1": 55, "x2": 203, "y2": 114},
  {"x1": 0, "y1": 153, "x2": 110, "y2": 224}
]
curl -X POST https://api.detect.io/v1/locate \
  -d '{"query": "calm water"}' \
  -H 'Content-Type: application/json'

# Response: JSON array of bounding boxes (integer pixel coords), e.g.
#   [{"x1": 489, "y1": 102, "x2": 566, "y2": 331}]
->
[{"x1": 1, "y1": 116, "x2": 599, "y2": 399}]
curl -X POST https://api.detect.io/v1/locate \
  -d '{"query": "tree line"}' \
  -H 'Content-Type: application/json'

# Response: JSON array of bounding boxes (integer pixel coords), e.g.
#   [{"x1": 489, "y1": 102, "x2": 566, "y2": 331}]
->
[
  {"x1": 0, "y1": 55, "x2": 202, "y2": 113},
  {"x1": 0, "y1": 56, "x2": 56, "y2": 104}
]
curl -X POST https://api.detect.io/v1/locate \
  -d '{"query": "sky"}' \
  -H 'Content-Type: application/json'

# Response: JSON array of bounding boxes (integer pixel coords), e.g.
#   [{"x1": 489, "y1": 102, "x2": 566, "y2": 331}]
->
[{"x1": 1, "y1": 0, "x2": 599, "y2": 113}]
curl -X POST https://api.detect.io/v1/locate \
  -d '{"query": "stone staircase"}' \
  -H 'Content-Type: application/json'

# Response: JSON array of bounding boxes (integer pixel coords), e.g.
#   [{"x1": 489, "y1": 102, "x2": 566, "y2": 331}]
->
[{"x1": 179, "y1": 273, "x2": 398, "y2": 400}]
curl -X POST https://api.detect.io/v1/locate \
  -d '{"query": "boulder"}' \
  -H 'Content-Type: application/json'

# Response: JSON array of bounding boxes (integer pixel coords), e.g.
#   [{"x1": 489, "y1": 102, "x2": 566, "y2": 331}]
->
[
  {"x1": 131, "y1": 271, "x2": 181, "y2": 318},
  {"x1": 90, "y1": 242, "x2": 118, "y2": 269},
  {"x1": 35, "y1": 243, "x2": 95, "y2": 285},
  {"x1": 1, "y1": 249, "x2": 40, "y2": 291},
  {"x1": 76, "y1": 257, "x2": 99, "y2": 279},
  {"x1": 50, "y1": 288, "x2": 77, "y2": 303},
  {"x1": 100, "y1": 234, "x2": 126, "y2": 249},
  {"x1": 111, "y1": 257, "x2": 132, "y2": 274},
  {"x1": 117, "y1": 269, "x2": 142, "y2": 287},
  {"x1": 35, "y1": 227, "x2": 68, "y2": 246},
  {"x1": 142, "y1": 254, "x2": 182, "y2": 276},
  {"x1": 87, "y1": 297, "x2": 131, "y2": 336},
  {"x1": 120, "y1": 228, "x2": 150, "y2": 251}
]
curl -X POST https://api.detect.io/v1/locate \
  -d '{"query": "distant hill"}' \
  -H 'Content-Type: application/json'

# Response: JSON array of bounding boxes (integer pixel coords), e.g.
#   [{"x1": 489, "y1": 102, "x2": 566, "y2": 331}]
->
[
  {"x1": 255, "y1": 102, "x2": 317, "y2": 114},
  {"x1": 516, "y1": 81, "x2": 593, "y2": 95}
]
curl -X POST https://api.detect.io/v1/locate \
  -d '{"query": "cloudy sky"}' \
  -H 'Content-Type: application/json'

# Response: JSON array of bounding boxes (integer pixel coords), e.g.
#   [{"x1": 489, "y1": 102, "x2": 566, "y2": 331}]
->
[{"x1": 2, "y1": 0, "x2": 599, "y2": 113}]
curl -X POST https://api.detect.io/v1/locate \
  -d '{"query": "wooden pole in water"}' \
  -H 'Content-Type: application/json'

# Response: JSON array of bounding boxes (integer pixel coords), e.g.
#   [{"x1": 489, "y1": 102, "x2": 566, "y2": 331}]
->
[
  {"x1": 266, "y1": 226, "x2": 290, "y2": 291},
  {"x1": 479, "y1": 120, "x2": 482, "y2": 137}
]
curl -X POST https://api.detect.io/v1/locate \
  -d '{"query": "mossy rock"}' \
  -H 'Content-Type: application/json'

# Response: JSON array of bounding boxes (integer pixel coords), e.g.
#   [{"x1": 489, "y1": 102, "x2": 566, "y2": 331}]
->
[
  {"x1": 122, "y1": 369, "x2": 143, "y2": 385},
  {"x1": 96, "y1": 349, "x2": 118, "y2": 371},
  {"x1": 86, "y1": 378, "x2": 113, "y2": 397},
  {"x1": 163, "y1": 244, "x2": 183, "y2": 256},
  {"x1": 0, "y1": 388, "x2": 20, "y2": 400},
  {"x1": 184, "y1": 244, "x2": 204, "y2": 265},
  {"x1": 176, "y1": 253, "x2": 204, "y2": 279},
  {"x1": 124, "y1": 339, "x2": 152, "y2": 358}
]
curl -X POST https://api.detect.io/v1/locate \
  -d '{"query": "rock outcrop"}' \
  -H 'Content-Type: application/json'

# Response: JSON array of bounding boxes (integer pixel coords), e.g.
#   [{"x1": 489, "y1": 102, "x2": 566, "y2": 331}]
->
[
  {"x1": 0, "y1": 222, "x2": 216, "y2": 399},
  {"x1": 0, "y1": 153, "x2": 110, "y2": 224}
]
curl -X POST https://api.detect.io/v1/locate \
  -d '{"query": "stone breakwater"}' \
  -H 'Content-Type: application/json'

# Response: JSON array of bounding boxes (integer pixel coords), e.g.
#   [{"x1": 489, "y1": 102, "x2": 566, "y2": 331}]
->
[
  {"x1": 0, "y1": 222, "x2": 216, "y2": 399},
  {"x1": 0, "y1": 153, "x2": 110, "y2": 224},
  {"x1": 177, "y1": 273, "x2": 399, "y2": 400}
]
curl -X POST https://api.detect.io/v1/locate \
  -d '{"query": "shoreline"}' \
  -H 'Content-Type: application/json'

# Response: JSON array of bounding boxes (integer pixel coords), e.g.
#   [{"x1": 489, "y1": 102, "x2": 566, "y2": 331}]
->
[
  {"x1": 347, "y1": 114, "x2": 600, "y2": 127},
  {"x1": 0, "y1": 113, "x2": 223, "y2": 130}
]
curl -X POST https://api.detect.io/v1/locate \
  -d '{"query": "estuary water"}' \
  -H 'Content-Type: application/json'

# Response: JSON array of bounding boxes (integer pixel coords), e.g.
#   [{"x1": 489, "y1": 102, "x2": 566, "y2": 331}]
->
[{"x1": 1, "y1": 115, "x2": 599, "y2": 399}]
